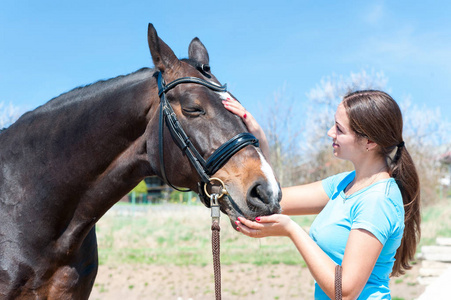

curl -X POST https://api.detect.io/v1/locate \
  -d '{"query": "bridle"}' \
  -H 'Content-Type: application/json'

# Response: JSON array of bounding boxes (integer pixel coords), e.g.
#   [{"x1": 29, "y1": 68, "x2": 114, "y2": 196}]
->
[
  {"x1": 156, "y1": 71, "x2": 259, "y2": 203},
  {"x1": 157, "y1": 71, "x2": 258, "y2": 300}
]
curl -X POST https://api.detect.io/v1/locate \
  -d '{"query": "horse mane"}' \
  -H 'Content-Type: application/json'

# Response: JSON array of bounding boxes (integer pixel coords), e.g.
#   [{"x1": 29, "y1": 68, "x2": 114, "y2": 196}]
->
[
  {"x1": 2, "y1": 67, "x2": 154, "y2": 133},
  {"x1": 69, "y1": 67, "x2": 153, "y2": 95},
  {"x1": 28, "y1": 68, "x2": 154, "y2": 114},
  {"x1": 50, "y1": 67, "x2": 154, "y2": 103}
]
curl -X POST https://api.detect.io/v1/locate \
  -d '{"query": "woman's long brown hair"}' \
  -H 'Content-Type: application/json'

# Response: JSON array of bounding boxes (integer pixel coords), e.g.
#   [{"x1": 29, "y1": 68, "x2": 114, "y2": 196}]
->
[{"x1": 343, "y1": 90, "x2": 421, "y2": 276}]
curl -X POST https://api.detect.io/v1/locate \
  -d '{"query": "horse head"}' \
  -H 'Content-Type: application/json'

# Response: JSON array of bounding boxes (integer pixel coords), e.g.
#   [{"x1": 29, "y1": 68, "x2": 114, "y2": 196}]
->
[{"x1": 146, "y1": 24, "x2": 281, "y2": 227}]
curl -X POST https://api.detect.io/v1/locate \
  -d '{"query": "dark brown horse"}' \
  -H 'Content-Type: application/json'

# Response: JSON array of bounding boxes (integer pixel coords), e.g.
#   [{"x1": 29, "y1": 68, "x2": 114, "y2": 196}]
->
[{"x1": 0, "y1": 24, "x2": 281, "y2": 299}]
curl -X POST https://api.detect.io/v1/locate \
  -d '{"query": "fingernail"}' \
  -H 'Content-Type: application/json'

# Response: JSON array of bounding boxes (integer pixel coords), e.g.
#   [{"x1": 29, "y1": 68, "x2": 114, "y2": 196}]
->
[
  {"x1": 243, "y1": 113, "x2": 247, "y2": 119},
  {"x1": 236, "y1": 227, "x2": 240, "y2": 231},
  {"x1": 255, "y1": 217, "x2": 261, "y2": 222},
  {"x1": 235, "y1": 221, "x2": 240, "y2": 225}
]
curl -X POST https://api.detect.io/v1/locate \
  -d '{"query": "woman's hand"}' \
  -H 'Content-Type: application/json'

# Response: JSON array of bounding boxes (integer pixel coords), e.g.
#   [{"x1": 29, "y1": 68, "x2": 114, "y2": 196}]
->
[
  {"x1": 235, "y1": 214, "x2": 298, "y2": 238},
  {"x1": 222, "y1": 97, "x2": 270, "y2": 160}
]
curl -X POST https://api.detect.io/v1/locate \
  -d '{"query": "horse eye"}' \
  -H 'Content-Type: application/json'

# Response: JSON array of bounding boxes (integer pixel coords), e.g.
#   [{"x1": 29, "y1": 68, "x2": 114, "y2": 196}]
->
[{"x1": 182, "y1": 107, "x2": 205, "y2": 117}]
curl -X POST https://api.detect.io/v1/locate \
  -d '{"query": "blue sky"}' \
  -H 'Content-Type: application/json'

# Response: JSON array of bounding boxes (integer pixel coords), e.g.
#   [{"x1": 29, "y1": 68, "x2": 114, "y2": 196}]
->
[{"x1": 1, "y1": 0, "x2": 450, "y2": 124}]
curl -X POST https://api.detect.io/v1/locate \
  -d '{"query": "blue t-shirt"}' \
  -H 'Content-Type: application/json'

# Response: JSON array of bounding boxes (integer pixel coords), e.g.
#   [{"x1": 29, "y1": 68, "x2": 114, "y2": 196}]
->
[{"x1": 309, "y1": 171, "x2": 405, "y2": 299}]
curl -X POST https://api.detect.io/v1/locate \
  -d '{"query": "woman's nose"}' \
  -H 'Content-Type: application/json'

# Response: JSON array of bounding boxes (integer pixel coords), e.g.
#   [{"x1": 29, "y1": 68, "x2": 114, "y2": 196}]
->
[{"x1": 327, "y1": 126, "x2": 336, "y2": 138}]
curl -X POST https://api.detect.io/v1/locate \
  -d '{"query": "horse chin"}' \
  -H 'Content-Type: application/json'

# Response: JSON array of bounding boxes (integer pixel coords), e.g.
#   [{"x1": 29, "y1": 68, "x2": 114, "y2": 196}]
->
[{"x1": 220, "y1": 195, "x2": 281, "y2": 231}]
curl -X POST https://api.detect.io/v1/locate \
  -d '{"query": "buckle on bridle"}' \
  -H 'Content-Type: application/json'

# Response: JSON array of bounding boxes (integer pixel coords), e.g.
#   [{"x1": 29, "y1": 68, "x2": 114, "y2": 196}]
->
[
  {"x1": 210, "y1": 193, "x2": 220, "y2": 222},
  {"x1": 204, "y1": 177, "x2": 228, "y2": 199}
]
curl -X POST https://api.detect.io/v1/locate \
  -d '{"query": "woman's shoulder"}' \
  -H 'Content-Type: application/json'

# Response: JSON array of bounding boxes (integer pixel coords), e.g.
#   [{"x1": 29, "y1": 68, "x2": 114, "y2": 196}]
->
[
  {"x1": 364, "y1": 178, "x2": 403, "y2": 206},
  {"x1": 322, "y1": 170, "x2": 354, "y2": 186},
  {"x1": 354, "y1": 178, "x2": 405, "y2": 220},
  {"x1": 351, "y1": 179, "x2": 405, "y2": 242},
  {"x1": 321, "y1": 171, "x2": 355, "y2": 198}
]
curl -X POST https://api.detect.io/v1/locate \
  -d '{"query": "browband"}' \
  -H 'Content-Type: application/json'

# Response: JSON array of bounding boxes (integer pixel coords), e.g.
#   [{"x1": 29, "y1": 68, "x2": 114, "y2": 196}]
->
[{"x1": 159, "y1": 76, "x2": 227, "y2": 97}]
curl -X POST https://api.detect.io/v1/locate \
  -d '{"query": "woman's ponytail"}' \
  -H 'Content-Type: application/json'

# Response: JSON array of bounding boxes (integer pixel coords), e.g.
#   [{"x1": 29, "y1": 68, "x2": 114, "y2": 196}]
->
[{"x1": 389, "y1": 144, "x2": 421, "y2": 276}]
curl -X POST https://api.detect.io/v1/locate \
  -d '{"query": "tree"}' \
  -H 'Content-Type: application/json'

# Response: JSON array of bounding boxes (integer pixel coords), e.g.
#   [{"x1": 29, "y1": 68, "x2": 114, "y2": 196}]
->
[
  {"x1": 300, "y1": 70, "x2": 389, "y2": 183},
  {"x1": 0, "y1": 101, "x2": 22, "y2": 129},
  {"x1": 401, "y1": 100, "x2": 451, "y2": 204},
  {"x1": 261, "y1": 69, "x2": 388, "y2": 186},
  {"x1": 260, "y1": 69, "x2": 451, "y2": 205},
  {"x1": 259, "y1": 84, "x2": 304, "y2": 186},
  {"x1": 130, "y1": 180, "x2": 148, "y2": 195}
]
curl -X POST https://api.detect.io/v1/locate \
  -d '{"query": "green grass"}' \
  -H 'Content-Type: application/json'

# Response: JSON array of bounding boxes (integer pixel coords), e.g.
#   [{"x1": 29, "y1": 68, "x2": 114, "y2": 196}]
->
[
  {"x1": 96, "y1": 204, "x2": 313, "y2": 267},
  {"x1": 96, "y1": 196, "x2": 451, "y2": 267},
  {"x1": 418, "y1": 196, "x2": 451, "y2": 250}
]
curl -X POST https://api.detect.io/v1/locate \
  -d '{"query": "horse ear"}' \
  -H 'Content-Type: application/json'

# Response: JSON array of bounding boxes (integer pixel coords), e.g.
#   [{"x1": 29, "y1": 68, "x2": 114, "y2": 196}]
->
[
  {"x1": 147, "y1": 23, "x2": 179, "y2": 72},
  {"x1": 188, "y1": 37, "x2": 210, "y2": 65}
]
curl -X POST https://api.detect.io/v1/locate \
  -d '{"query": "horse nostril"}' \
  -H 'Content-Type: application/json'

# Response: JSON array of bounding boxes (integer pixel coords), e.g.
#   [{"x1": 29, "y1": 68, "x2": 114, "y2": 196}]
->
[
  {"x1": 250, "y1": 183, "x2": 271, "y2": 205},
  {"x1": 247, "y1": 181, "x2": 281, "y2": 214}
]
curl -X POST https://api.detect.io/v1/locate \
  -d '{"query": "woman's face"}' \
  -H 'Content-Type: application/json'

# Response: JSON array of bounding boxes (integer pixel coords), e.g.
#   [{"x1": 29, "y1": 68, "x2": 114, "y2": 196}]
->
[{"x1": 327, "y1": 103, "x2": 365, "y2": 161}]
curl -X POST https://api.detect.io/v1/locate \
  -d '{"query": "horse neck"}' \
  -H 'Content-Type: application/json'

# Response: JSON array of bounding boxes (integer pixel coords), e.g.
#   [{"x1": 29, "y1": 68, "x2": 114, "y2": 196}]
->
[
  {"x1": 56, "y1": 71, "x2": 155, "y2": 171},
  {"x1": 0, "y1": 69, "x2": 163, "y2": 255},
  {"x1": 12, "y1": 69, "x2": 158, "y2": 221}
]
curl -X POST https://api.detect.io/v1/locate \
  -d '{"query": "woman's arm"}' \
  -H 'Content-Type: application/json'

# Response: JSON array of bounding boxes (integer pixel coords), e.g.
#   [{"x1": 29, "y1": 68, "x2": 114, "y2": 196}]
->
[
  {"x1": 236, "y1": 216, "x2": 383, "y2": 300},
  {"x1": 281, "y1": 182, "x2": 330, "y2": 215},
  {"x1": 223, "y1": 97, "x2": 329, "y2": 215},
  {"x1": 223, "y1": 98, "x2": 329, "y2": 215}
]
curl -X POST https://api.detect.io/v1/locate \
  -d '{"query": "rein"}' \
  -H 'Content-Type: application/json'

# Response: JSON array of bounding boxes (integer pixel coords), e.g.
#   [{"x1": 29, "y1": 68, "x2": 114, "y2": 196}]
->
[
  {"x1": 156, "y1": 71, "x2": 260, "y2": 300},
  {"x1": 207, "y1": 180, "x2": 225, "y2": 300}
]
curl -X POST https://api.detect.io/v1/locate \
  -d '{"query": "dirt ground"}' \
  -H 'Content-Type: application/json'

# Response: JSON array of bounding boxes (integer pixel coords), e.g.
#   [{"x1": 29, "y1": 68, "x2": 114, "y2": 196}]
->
[{"x1": 89, "y1": 262, "x2": 425, "y2": 300}]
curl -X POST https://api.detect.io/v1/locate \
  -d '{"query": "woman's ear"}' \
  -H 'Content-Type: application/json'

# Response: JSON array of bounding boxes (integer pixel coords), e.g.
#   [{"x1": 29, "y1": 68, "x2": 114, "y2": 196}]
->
[{"x1": 366, "y1": 139, "x2": 378, "y2": 152}]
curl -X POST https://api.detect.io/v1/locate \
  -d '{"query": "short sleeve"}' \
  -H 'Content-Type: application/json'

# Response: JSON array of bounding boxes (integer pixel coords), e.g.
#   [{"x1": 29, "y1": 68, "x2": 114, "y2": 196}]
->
[
  {"x1": 351, "y1": 194, "x2": 402, "y2": 245},
  {"x1": 321, "y1": 171, "x2": 353, "y2": 199},
  {"x1": 321, "y1": 175, "x2": 336, "y2": 199}
]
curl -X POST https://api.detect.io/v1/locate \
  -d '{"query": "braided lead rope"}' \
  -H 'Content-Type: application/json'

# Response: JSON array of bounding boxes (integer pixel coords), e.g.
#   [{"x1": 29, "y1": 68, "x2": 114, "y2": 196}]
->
[
  {"x1": 335, "y1": 265, "x2": 343, "y2": 300},
  {"x1": 211, "y1": 220, "x2": 221, "y2": 300},
  {"x1": 210, "y1": 194, "x2": 222, "y2": 300}
]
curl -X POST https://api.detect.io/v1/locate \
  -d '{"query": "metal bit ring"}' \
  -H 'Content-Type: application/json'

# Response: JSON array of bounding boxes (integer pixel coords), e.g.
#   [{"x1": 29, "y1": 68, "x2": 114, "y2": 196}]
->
[{"x1": 204, "y1": 177, "x2": 228, "y2": 199}]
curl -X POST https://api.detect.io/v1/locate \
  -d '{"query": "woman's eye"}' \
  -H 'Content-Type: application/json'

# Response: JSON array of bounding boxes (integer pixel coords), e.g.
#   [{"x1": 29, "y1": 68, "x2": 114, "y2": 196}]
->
[{"x1": 336, "y1": 125, "x2": 343, "y2": 133}]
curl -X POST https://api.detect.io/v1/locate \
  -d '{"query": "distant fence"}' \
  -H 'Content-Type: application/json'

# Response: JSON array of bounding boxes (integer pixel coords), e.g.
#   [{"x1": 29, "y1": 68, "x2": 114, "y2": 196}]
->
[{"x1": 127, "y1": 190, "x2": 199, "y2": 205}]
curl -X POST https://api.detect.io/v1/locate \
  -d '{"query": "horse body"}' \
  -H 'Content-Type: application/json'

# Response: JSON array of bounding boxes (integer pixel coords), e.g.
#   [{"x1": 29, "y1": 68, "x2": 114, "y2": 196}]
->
[
  {"x1": 0, "y1": 24, "x2": 281, "y2": 299},
  {"x1": 0, "y1": 69, "x2": 156, "y2": 298}
]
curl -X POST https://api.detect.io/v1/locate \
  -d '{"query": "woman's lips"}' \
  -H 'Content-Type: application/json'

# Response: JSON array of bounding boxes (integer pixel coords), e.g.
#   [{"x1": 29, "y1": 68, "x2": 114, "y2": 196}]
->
[{"x1": 332, "y1": 142, "x2": 339, "y2": 148}]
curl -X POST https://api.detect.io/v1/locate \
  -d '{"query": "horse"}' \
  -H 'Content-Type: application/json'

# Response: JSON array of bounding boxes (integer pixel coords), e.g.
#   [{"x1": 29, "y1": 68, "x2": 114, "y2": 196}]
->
[{"x1": 0, "y1": 24, "x2": 282, "y2": 299}]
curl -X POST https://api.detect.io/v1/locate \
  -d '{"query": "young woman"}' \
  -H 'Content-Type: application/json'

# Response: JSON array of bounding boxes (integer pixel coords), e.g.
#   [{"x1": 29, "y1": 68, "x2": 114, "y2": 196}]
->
[{"x1": 223, "y1": 90, "x2": 421, "y2": 299}]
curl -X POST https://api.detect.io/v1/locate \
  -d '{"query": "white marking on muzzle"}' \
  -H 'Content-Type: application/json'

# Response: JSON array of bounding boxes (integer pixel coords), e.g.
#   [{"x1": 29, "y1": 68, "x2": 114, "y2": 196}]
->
[{"x1": 257, "y1": 152, "x2": 280, "y2": 199}]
